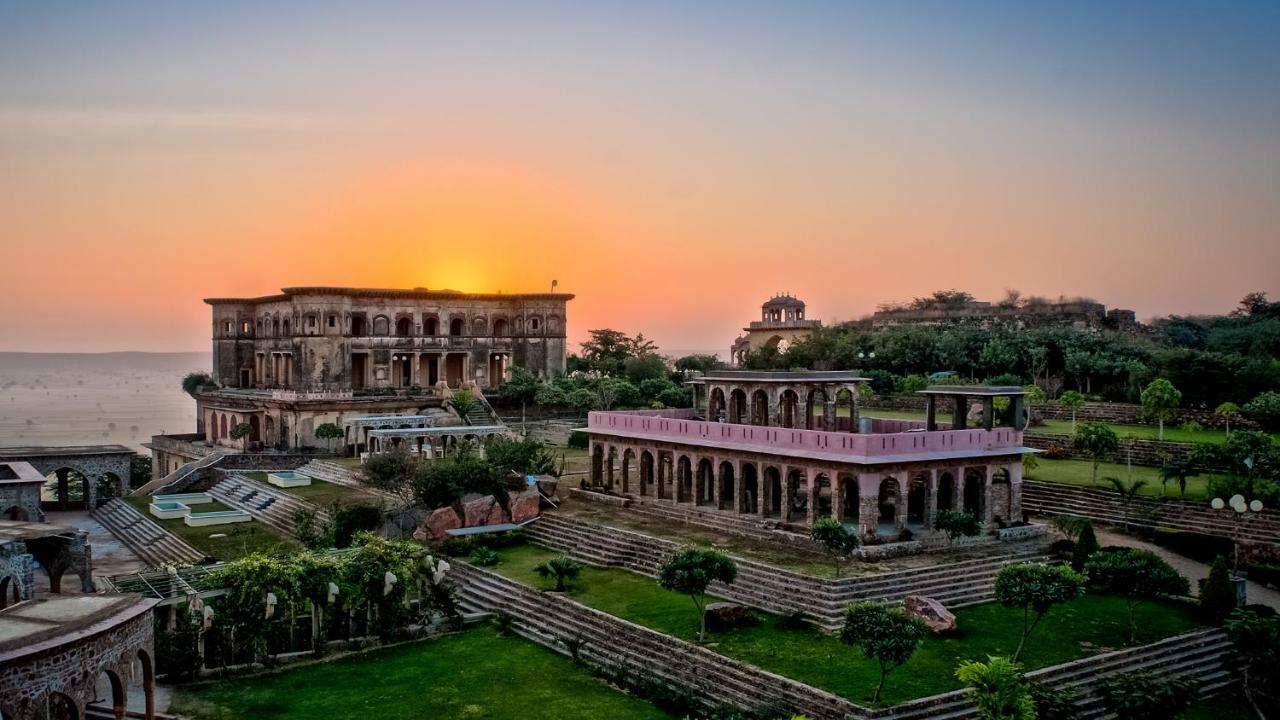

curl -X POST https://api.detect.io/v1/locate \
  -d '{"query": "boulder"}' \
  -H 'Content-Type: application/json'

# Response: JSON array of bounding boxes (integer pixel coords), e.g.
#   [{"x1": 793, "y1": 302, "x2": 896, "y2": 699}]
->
[
  {"x1": 904, "y1": 595, "x2": 956, "y2": 633},
  {"x1": 704, "y1": 602, "x2": 758, "y2": 632},
  {"x1": 461, "y1": 494, "x2": 498, "y2": 527},
  {"x1": 483, "y1": 501, "x2": 510, "y2": 526},
  {"x1": 508, "y1": 488, "x2": 542, "y2": 523},
  {"x1": 414, "y1": 506, "x2": 461, "y2": 542}
]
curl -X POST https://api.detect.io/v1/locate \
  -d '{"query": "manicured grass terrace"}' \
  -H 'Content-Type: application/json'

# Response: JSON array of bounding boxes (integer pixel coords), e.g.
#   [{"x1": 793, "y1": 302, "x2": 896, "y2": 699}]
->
[
  {"x1": 239, "y1": 470, "x2": 382, "y2": 508},
  {"x1": 1026, "y1": 457, "x2": 1226, "y2": 501},
  {"x1": 124, "y1": 494, "x2": 300, "y2": 561},
  {"x1": 169, "y1": 626, "x2": 675, "y2": 720},
  {"x1": 861, "y1": 408, "x2": 1279, "y2": 444},
  {"x1": 489, "y1": 543, "x2": 1201, "y2": 706}
]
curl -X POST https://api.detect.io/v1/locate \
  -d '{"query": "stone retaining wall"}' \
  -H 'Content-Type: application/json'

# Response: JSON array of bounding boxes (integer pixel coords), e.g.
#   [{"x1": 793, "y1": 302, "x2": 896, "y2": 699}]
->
[
  {"x1": 1023, "y1": 432, "x2": 1204, "y2": 468},
  {"x1": 866, "y1": 395, "x2": 1257, "y2": 430}
]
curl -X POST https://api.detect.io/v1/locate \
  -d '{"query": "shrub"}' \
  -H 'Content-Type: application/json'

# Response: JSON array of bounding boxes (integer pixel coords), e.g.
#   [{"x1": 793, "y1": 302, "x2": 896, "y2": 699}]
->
[
  {"x1": 955, "y1": 655, "x2": 1035, "y2": 720},
  {"x1": 1199, "y1": 555, "x2": 1237, "y2": 625},
  {"x1": 567, "y1": 430, "x2": 589, "y2": 449},
  {"x1": 1070, "y1": 521, "x2": 1099, "y2": 571},
  {"x1": 994, "y1": 564, "x2": 1087, "y2": 661},
  {"x1": 1244, "y1": 391, "x2": 1280, "y2": 430},
  {"x1": 934, "y1": 509, "x2": 981, "y2": 545},
  {"x1": 1147, "y1": 528, "x2": 1233, "y2": 565},
  {"x1": 1084, "y1": 547, "x2": 1189, "y2": 642},
  {"x1": 469, "y1": 547, "x2": 500, "y2": 567},
  {"x1": 1225, "y1": 608, "x2": 1280, "y2": 715},
  {"x1": 841, "y1": 602, "x2": 927, "y2": 703},
  {"x1": 534, "y1": 555, "x2": 584, "y2": 592},
  {"x1": 1098, "y1": 672, "x2": 1196, "y2": 720},
  {"x1": 1028, "y1": 682, "x2": 1078, "y2": 720},
  {"x1": 331, "y1": 502, "x2": 383, "y2": 548},
  {"x1": 810, "y1": 516, "x2": 859, "y2": 577}
]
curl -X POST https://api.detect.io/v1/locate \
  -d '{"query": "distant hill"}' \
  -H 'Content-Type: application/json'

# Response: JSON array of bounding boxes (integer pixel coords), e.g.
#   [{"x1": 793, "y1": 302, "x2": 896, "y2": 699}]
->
[{"x1": 0, "y1": 352, "x2": 210, "y2": 373}]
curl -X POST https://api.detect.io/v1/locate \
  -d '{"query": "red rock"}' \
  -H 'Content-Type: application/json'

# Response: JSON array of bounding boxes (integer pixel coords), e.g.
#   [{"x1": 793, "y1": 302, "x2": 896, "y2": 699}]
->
[
  {"x1": 483, "y1": 501, "x2": 509, "y2": 526},
  {"x1": 415, "y1": 506, "x2": 461, "y2": 542},
  {"x1": 461, "y1": 494, "x2": 496, "y2": 527},
  {"x1": 509, "y1": 488, "x2": 541, "y2": 523},
  {"x1": 904, "y1": 595, "x2": 956, "y2": 633}
]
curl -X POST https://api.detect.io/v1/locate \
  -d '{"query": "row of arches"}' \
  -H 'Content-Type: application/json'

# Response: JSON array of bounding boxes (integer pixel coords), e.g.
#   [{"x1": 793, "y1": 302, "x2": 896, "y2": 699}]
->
[
  {"x1": 5, "y1": 648, "x2": 155, "y2": 720},
  {"x1": 589, "y1": 442, "x2": 1018, "y2": 536},
  {"x1": 707, "y1": 385, "x2": 857, "y2": 430}
]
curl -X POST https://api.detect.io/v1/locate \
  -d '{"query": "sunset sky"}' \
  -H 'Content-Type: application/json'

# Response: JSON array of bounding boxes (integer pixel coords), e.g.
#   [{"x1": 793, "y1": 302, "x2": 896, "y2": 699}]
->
[{"x1": 1, "y1": 2, "x2": 1277, "y2": 355}]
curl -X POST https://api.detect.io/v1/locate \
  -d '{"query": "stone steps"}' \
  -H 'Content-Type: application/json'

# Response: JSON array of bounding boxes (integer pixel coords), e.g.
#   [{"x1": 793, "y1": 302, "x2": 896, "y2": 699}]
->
[
  {"x1": 209, "y1": 475, "x2": 329, "y2": 538},
  {"x1": 131, "y1": 450, "x2": 231, "y2": 496},
  {"x1": 526, "y1": 514, "x2": 1053, "y2": 628},
  {"x1": 298, "y1": 460, "x2": 398, "y2": 502},
  {"x1": 451, "y1": 562, "x2": 1235, "y2": 720},
  {"x1": 622, "y1": 498, "x2": 823, "y2": 552},
  {"x1": 90, "y1": 499, "x2": 207, "y2": 568},
  {"x1": 1023, "y1": 480, "x2": 1280, "y2": 544}
]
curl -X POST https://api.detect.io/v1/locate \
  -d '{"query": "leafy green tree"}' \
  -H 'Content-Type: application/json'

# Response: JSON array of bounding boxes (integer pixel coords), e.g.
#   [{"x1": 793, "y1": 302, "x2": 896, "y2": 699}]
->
[
  {"x1": 623, "y1": 353, "x2": 669, "y2": 384},
  {"x1": 181, "y1": 371, "x2": 215, "y2": 396},
  {"x1": 1084, "y1": 548, "x2": 1189, "y2": 642},
  {"x1": 933, "y1": 509, "x2": 981, "y2": 545},
  {"x1": 567, "y1": 387, "x2": 601, "y2": 412},
  {"x1": 446, "y1": 388, "x2": 482, "y2": 424},
  {"x1": 313, "y1": 422, "x2": 343, "y2": 452},
  {"x1": 595, "y1": 377, "x2": 640, "y2": 410},
  {"x1": 1058, "y1": 390, "x2": 1085, "y2": 431},
  {"x1": 486, "y1": 435, "x2": 556, "y2": 476},
  {"x1": 411, "y1": 452, "x2": 502, "y2": 509},
  {"x1": 1224, "y1": 608, "x2": 1280, "y2": 716},
  {"x1": 1050, "y1": 515, "x2": 1088, "y2": 543},
  {"x1": 362, "y1": 447, "x2": 416, "y2": 508},
  {"x1": 840, "y1": 602, "x2": 928, "y2": 703},
  {"x1": 1157, "y1": 456, "x2": 1199, "y2": 499},
  {"x1": 579, "y1": 329, "x2": 657, "y2": 376},
  {"x1": 534, "y1": 555, "x2": 583, "y2": 592},
  {"x1": 1140, "y1": 379, "x2": 1182, "y2": 440},
  {"x1": 1097, "y1": 672, "x2": 1196, "y2": 720},
  {"x1": 1073, "y1": 422, "x2": 1119, "y2": 485},
  {"x1": 810, "y1": 517, "x2": 859, "y2": 577},
  {"x1": 129, "y1": 453, "x2": 153, "y2": 489},
  {"x1": 993, "y1": 564, "x2": 1086, "y2": 661},
  {"x1": 499, "y1": 367, "x2": 542, "y2": 429},
  {"x1": 331, "y1": 502, "x2": 383, "y2": 548},
  {"x1": 674, "y1": 354, "x2": 727, "y2": 374},
  {"x1": 533, "y1": 382, "x2": 568, "y2": 408},
  {"x1": 229, "y1": 422, "x2": 253, "y2": 443},
  {"x1": 1104, "y1": 477, "x2": 1148, "y2": 527},
  {"x1": 1071, "y1": 521, "x2": 1099, "y2": 571},
  {"x1": 1198, "y1": 555, "x2": 1237, "y2": 625},
  {"x1": 1214, "y1": 402, "x2": 1241, "y2": 436},
  {"x1": 1244, "y1": 391, "x2": 1280, "y2": 431},
  {"x1": 954, "y1": 656, "x2": 1036, "y2": 720},
  {"x1": 656, "y1": 547, "x2": 737, "y2": 642}
]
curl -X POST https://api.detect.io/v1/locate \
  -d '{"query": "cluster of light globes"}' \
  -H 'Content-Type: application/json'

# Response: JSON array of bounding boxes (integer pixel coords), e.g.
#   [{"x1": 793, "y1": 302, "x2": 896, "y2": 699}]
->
[{"x1": 1210, "y1": 494, "x2": 1264, "y2": 513}]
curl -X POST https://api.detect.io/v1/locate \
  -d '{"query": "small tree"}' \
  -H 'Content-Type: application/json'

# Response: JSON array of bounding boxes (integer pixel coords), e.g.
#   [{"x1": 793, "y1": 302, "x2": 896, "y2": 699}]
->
[
  {"x1": 933, "y1": 509, "x2": 981, "y2": 546},
  {"x1": 1073, "y1": 422, "x2": 1119, "y2": 485},
  {"x1": 993, "y1": 564, "x2": 1087, "y2": 661},
  {"x1": 656, "y1": 547, "x2": 737, "y2": 642},
  {"x1": 1070, "y1": 521, "x2": 1099, "y2": 571},
  {"x1": 1097, "y1": 672, "x2": 1196, "y2": 720},
  {"x1": 181, "y1": 371, "x2": 215, "y2": 397},
  {"x1": 840, "y1": 602, "x2": 927, "y2": 703},
  {"x1": 229, "y1": 422, "x2": 253, "y2": 446},
  {"x1": 810, "y1": 517, "x2": 859, "y2": 577},
  {"x1": 534, "y1": 555, "x2": 583, "y2": 592},
  {"x1": 1224, "y1": 608, "x2": 1280, "y2": 717},
  {"x1": 1084, "y1": 548, "x2": 1189, "y2": 642},
  {"x1": 1199, "y1": 555, "x2": 1237, "y2": 625},
  {"x1": 1058, "y1": 390, "x2": 1085, "y2": 431},
  {"x1": 1104, "y1": 476, "x2": 1147, "y2": 528},
  {"x1": 314, "y1": 422, "x2": 343, "y2": 452},
  {"x1": 1214, "y1": 402, "x2": 1240, "y2": 437},
  {"x1": 1157, "y1": 456, "x2": 1199, "y2": 499},
  {"x1": 362, "y1": 447, "x2": 416, "y2": 509},
  {"x1": 500, "y1": 367, "x2": 542, "y2": 430},
  {"x1": 954, "y1": 655, "x2": 1036, "y2": 720},
  {"x1": 1140, "y1": 379, "x2": 1182, "y2": 441},
  {"x1": 1049, "y1": 515, "x2": 1088, "y2": 543},
  {"x1": 447, "y1": 388, "x2": 482, "y2": 424}
]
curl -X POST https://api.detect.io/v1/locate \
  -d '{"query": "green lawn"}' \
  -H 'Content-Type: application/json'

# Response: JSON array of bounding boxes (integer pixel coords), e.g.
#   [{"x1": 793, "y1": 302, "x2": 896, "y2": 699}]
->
[
  {"x1": 1027, "y1": 457, "x2": 1226, "y2": 501},
  {"x1": 861, "y1": 409, "x2": 1278, "y2": 445},
  {"x1": 169, "y1": 627, "x2": 675, "y2": 720},
  {"x1": 488, "y1": 544, "x2": 1201, "y2": 705},
  {"x1": 239, "y1": 471, "x2": 382, "y2": 508},
  {"x1": 1182, "y1": 693, "x2": 1254, "y2": 720},
  {"x1": 124, "y1": 495, "x2": 300, "y2": 561}
]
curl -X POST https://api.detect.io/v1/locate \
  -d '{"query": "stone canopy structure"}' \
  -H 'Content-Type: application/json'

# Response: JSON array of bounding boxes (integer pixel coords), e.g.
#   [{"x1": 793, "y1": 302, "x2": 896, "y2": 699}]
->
[{"x1": 730, "y1": 294, "x2": 822, "y2": 366}]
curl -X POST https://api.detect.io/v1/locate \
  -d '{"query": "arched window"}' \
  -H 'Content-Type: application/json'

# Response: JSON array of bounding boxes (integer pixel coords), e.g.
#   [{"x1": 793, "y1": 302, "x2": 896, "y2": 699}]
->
[
  {"x1": 424, "y1": 315, "x2": 439, "y2": 335},
  {"x1": 351, "y1": 315, "x2": 368, "y2": 336},
  {"x1": 282, "y1": 318, "x2": 291, "y2": 336},
  {"x1": 372, "y1": 315, "x2": 390, "y2": 336},
  {"x1": 449, "y1": 317, "x2": 464, "y2": 336},
  {"x1": 529, "y1": 316, "x2": 541, "y2": 333},
  {"x1": 395, "y1": 317, "x2": 412, "y2": 336},
  {"x1": 472, "y1": 316, "x2": 487, "y2": 335},
  {"x1": 492, "y1": 318, "x2": 509, "y2": 336}
]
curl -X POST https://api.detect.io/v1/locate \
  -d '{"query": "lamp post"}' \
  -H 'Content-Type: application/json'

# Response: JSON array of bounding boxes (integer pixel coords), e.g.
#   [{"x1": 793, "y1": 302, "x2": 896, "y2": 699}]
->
[{"x1": 1210, "y1": 493, "x2": 1264, "y2": 606}]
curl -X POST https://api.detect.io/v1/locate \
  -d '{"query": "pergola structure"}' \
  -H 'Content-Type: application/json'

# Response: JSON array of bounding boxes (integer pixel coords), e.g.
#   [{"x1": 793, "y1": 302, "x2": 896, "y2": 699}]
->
[
  {"x1": 364, "y1": 425, "x2": 511, "y2": 459},
  {"x1": 586, "y1": 384, "x2": 1036, "y2": 539},
  {"x1": 690, "y1": 371, "x2": 869, "y2": 432}
]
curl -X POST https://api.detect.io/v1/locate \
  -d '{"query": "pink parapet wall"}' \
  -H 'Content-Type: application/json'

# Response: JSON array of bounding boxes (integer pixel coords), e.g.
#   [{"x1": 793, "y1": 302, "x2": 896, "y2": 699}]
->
[{"x1": 587, "y1": 409, "x2": 1022, "y2": 460}]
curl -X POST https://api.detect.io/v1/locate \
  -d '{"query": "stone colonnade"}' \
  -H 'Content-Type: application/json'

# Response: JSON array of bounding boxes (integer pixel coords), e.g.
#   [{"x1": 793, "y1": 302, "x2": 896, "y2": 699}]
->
[
  {"x1": 588, "y1": 438, "x2": 1023, "y2": 538},
  {"x1": 705, "y1": 380, "x2": 861, "y2": 432}
]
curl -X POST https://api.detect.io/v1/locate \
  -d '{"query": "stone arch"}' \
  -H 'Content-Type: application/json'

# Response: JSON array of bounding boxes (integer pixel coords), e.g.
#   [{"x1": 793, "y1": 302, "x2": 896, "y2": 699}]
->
[
  {"x1": 591, "y1": 444, "x2": 604, "y2": 486},
  {"x1": 718, "y1": 461, "x2": 736, "y2": 510},
  {"x1": 423, "y1": 314, "x2": 439, "y2": 336},
  {"x1": 676, "y1": 455, "x2": 693, "y2": 503},
  {"x1": 806, "y1": 388, "x2": 828, "y2": 430},
  {"x1": 708, "y1": 387, "x2": 726, "y2": 421},
  {"x1": 0, "y1": 575, "x2": 21, "y2": 609},
  {"x1": 137, "y1": 648, "x2": 155, "y2": 720},
  {"x1": 95, "y1": 472, "x2": 123, "y2": 506},
  {"x1": 220, "y1": 414, "x2": 228, "y2": 439},
  {"x1": 741, "y1": 463, "x2": 759, "y2": 514},
  {"x1": 639, "y1": 451, "x2": 655, "y2": 496},
  {"x1": 3, "y1": 504, "x2": 30, "y2": 521},
  {"x1": 528, "y1": 315, "x2": 543, "y2": 334},
  {"x1": 493, "y1": 317, "x2": 509, "y2": 336},
  {"x1": 42, "y1": 467, "x2": 90, "y2": 511},
  {"x1": 46, "y1": 691, "x2": 78, "y2": 720},
  {"x1": 813, "y1": 472, "x2": 833, "y2": 518},
  {"x1": 750, "y1": 389, "x2": 770, "y2": 426},
  {"x1": 282, "y1": 317, "x2": 291, "y2": 336},
  {"x1": 98, "y1": 668, "x2": 126, "y2": 720},
  {"x1": 764, "y1": 466, "x2": 783, "y2": 517},
  {"x1": 395, "y1": 316, "x2": 412, "y2": 337},
  {"x1": 838, "y1": 473, "x2": 859, "y2": 522},
  {"x1": 249, "y1": 415, "x2": 261, "y2": 443},
  {"x1": 656, "y1": 452, "x2": 673, "y2": 500},
  {"x1": 963, "y1": 468, "x2": 986, "y2": 519},
  {"x1": 990, "y1": 468, "x2": 1012, "y2": 524},
  {"x1": 351, "y1": 313, "x2": 368, "y2": 336},
  {"x1": 728, "y1": 389, "x2": 748, "y2": 424},
  {"x1": 786, "y1": 468, "x2": 807, "y2": 522},
  {"x1": 372, "y1": 315, "x2": 390, "y2": 336},
  {"x1": 835, "y1": 387, "x2": 856, "y2": 432},
  {"x1": 907, "y1": 473, "x2": 929, "y2": 526},
  {"x1": 937, "y1": 472, "x2": 956, "y2": 512},
  {"x1": 606, "y1": 446, "x2": 617, "y2": 489},
  {"x1": 449, "y1": 316, "x2": 465, "y2": 336},
  {"x1": 546, "y1": 315, "x2": 561, "y2": 334},
  {"x1": 878, "y1": 476, "x2": 901, "y2": 528},
  {"x1": 696, "y1": 458, "x2": 714, "y2": 505},
  {"x1": 265, "y1": 415, "x2": 276, "y2": 446},
  {"x1": 621, "y1": 448, "x2": 635, "y2": 494},
  {"x1": 779, "y1": 389, "x2": 800, "y2": 428}
]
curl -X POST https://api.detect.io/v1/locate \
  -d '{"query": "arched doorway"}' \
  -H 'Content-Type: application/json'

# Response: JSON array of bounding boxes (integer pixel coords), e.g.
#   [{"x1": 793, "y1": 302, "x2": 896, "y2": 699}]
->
[
  {"x1": 937, "y1": 472, "x2": 956, "y2": 512},
  {"x1": 728, "y1": 389, "x2": 747, "y2": 424},
  {"x1": 786, "y1": 469, "x2": 807, "y2": 522},
  {"x1": 591, "y1": 445, "x2": 604, "y2": 487},
  {"x1": 621, "y1": 449, "x2": 635, "y2": 494},
  {"x1": 677, "y1": 456, "x2": 693, "y2": 502},
  {"x1": 97, "y1": 669, "x2": 126, "y2": 720},
  {"x1": 43, "y1": 468, "x2": 90, "y2": 511},
  {"x1": 878, "y1": 477, "x2": 901, "y2": 532},
  {"x1": 657, "y1": 453, "x2": 673, "y2": 500},
  {"x1": 779, "y1": 390, "x2": 800, "y2": 428},
  {"x1": 764, "y1": 466, "x2": 783, "y2": 517},
  {"x1": 907, "y1": 473, "x2": 928, "y2": 526},
  {"x1": 46, "y1": 692, "x2": 78, "y2": 720},
  {"x1": 696, "y1": 459, "x2": 714, "y2": 505},
  {"x1": 990, "y1": 468, "x2": 1012, "y2": 524},
  {"x1": 606, "y1": 447, "x2": 617, "y2": 489},
  {"x1": 249, "y1": 415, "x2": 261, "y2": 444},
  {"x1": 3, "y1": 505, "x2": 29, "y2": 521},
  {"x1": 741, "y1": 463, "x2": 759, "y2": 514},
  {"x1": 806, "y1": 388, "x2": 828, "y2": 430},
  {"x1": 708, "y1": 388, "x2": 726, "y2": 421},
  {"x1": 750, "y1": 390, "x2": 770, "y2": 426},
  {"x1": 137, "y1": 648, "x2": 155, "y2": 720},
  {"x1": 835, "y1": 388, "x2": 857, "y2": 432},
  {"x1": 718, "y1": 461, "x2": 736, "y2": 510},
  {"x1": 839, "y1": 474, "x2": 858, "y2": 523},
  {"x1": 0, "y1": 575, "x2": 21, "y2": 609},
  {"x1": 814, "y1": 473, "x2": 833, "y2": 518},
  {"x1": 963, "y1": 469, "x2": 985, "y2": 519},
  {"x1": 639, "y1": 451, "x2": 655, "y2": 496}
]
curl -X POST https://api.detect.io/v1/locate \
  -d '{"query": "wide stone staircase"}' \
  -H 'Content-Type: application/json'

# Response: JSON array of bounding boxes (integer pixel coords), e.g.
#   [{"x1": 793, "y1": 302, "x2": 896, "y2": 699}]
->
[
  {"x1": 623, "y1": 498, "x2": 822, "y2": 551},
  {"x1": 208, "y1": 475, "x2": 329, "y2": 538},
  {"x1": 131, "y1": 450, "x2": 232, "y2": 496},
  {"x1": 298, "y1": 460, "x2": 397, "y2": 502},
  {"x1": 525, "y1": 514, "x2": 1053, "y2": 629},
  {"x1": 1023, "y1": 480, "x2": 1280, "y2": 544},
  {"x1": 90, "y1": 499, "x2": 208, "y2": 567},
  {"x1": 451, "y1": 562, "x2": 1235, "y2": 720}
]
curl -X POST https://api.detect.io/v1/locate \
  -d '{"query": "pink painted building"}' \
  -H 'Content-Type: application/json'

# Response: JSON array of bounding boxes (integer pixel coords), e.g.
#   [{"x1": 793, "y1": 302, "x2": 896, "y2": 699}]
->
[{"x1": 586, "y1": 372, "x2": 1034, "y2": 538}]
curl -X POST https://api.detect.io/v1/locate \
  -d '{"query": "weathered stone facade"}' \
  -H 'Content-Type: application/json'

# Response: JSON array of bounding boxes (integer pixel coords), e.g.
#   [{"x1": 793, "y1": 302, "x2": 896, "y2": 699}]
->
[
  {"x1": 0, "y1": 595, "x2": 157, "y2": 720},
  {"x1": 0, "y1": 447, "x2": 132, "y2": 510}
]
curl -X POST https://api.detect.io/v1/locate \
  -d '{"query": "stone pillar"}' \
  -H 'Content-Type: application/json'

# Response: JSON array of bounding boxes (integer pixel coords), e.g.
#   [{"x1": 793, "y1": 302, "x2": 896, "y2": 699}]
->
[
  {"x1": 710, "y1": 457, "x2": 720, "y2": 508},
  {"x1": 734, "y1": 460, "x2": 745, "y2": 514},
  {"x1": 926, "y1": 396, "x2": 937, "y2": 431},
  {"x1": 857, "y1": 474, "x2": 880, "y2": 539},
  {"x1": 980, "y1": 465, "x2": 994, "y2": 525},
  {"x1": 1008, "y1": 462, "x2": 1024, "y2": 522},
  {"x1": 780, "y1": 467, "x2": 793, "y2": 522},
  {"x1": 894, "y1": 471, "x2": 908, "y2": 534},
  {"x1": 982, "y1": 397, "x2": 994, "y2": 431},
  {"x1": 824, "y1": 399, "x2": 837, "y2": 432},
  {"x1": 806, "y1": 469, "x2": 818, "y2": 526},
  {"x1": 926, "y1": 468, "x2": 939, "y2": 529},
  {"x1": 953, "y1": 396, "x2": 967, "y2": 429}
]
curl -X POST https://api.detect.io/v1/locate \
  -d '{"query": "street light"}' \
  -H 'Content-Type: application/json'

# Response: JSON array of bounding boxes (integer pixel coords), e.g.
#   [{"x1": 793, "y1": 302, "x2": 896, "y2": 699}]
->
[{"x1": 1210, "y1": 494, "x2": 1264, "y2": 574}]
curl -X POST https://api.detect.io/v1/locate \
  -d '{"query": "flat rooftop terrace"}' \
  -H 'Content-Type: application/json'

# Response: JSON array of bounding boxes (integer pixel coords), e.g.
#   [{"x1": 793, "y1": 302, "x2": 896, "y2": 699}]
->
[
  {"x1": 0, "y1": 444, "x2": 134, "y2": 457},
  {"x1": 0, "y1": 594, "x2": 154, "y2": 659}
]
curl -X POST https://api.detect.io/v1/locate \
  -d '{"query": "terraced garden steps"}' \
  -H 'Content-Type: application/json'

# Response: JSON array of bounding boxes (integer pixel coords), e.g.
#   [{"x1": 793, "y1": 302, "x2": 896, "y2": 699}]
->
[
  {"x1": 1023, "y1": 480, "x2": 1280, "y2": 544},
  {"x1": 525, "y1": 514, "x2": 1054, "y2": 629},
  {"x1": 298, "y1": 460, "x2": 398, "y2": 502},
  {"x1": 90, "y1": 498, "x2": 207, "y2": 567},
  {"x1": 451, "y1": 563, "x2": 1234, "y2": 720},
  {"x1": 209, "y1": 475, "x2": 330, "y2": 538}
]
